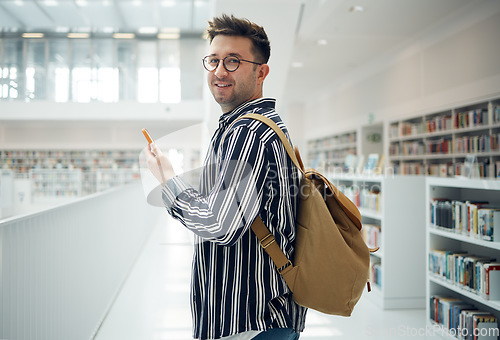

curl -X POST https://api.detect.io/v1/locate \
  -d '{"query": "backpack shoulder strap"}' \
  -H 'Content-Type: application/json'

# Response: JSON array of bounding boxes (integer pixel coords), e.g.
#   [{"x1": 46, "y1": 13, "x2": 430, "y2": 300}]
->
[
  {"x1": 231, "y1": 113, "x2": 300, "y2": 276},
  {"x1": 236, "y1": 113, "x2": 305, "y2": 175}
]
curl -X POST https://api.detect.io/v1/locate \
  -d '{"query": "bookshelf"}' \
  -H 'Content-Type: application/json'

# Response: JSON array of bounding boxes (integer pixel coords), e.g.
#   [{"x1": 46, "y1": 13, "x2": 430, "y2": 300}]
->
[
  {"x1": 306, "y1": 123, "x2": 384, "y2": 174},
  {"x1": 0, "y1": 149, "x2": 141, "y2": 175},
  {"x1": 0, "y1": 147, "x2": 201, "y2": 201},
  {"x1": 426, "y1": 177, "x2": 500, "y2": 338},
  {"x1": 329, "y1": 174, "x2": 426, "y2": 309},
  {"x1": 307, "y1": 130, "x2": 358, "y2": 171},
  {"x1": 389, "y1": 97, "x2": 500, "y2": 179},
  {"x1": 30, "y1": 169, "x2": 83, "y2": 203}
]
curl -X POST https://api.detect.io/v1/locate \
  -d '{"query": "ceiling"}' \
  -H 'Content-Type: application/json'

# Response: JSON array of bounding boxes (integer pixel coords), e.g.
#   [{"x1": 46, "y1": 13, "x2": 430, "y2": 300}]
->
[
  {"x1": 0, "y1": 0, "x2": 210, "y2": 34},
  {"x1": 284, "y1": 0, "x2": 472, "y2": 105},
  {"x1": 0, "y1": 0, "x2": 476, "y2": 108}
]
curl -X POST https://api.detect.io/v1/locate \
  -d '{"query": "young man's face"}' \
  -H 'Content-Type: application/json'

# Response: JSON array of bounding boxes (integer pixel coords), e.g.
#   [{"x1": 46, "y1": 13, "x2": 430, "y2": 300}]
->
[{"x1": 206, "y1": 35, "x2": 269, "y2": 113}]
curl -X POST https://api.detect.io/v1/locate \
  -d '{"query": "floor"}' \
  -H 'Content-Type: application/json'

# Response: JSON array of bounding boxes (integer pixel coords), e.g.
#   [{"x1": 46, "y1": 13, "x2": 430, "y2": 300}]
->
[{"x1": 94, "y1": 212, "x2": 444, "y2": 340}]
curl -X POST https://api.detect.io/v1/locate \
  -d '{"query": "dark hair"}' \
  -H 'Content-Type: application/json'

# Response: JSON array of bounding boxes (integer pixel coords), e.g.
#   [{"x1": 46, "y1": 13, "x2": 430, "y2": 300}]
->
[{"x1": 206, "y1": 14, "x2": 270, "y2": 64}]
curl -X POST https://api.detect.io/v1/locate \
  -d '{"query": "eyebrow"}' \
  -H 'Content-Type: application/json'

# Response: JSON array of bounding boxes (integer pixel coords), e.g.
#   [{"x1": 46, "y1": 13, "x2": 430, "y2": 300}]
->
[{"x1": 207, "y1": 52, "x2": 243, "y2": 58}]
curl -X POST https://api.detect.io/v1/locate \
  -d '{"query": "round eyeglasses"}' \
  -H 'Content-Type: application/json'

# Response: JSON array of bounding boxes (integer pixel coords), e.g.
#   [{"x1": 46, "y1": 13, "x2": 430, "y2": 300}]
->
[{"x1": 202, "y1": 55, "x2": 263, "y2": 72}]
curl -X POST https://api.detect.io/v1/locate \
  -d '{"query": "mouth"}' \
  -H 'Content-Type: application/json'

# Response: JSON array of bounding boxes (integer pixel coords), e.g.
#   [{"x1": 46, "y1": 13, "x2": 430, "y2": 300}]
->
[{"x1": 215, "y1": 83, "x2": 232, "y2": 88}]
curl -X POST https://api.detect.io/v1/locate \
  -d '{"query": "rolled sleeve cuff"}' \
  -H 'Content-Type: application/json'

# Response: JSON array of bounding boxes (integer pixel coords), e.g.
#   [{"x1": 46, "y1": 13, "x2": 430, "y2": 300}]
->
[{"x1": 161, "y1": 176, "x2": 191, "y2": 211}]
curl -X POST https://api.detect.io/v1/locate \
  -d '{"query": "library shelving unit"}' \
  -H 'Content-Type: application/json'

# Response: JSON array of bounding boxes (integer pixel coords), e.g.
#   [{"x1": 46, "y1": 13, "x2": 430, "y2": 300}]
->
[
  {"x1": 329, "y1": 174, "x2": 426, "y2": 309},
  {"x1": 307, "y1": 130, "x2": 358, "y2": 171},
  {"x1": 0, "y1": 149, "x2": 141, "y2": 175},
  {"x1": 306, "y1": 123, "x2": 384, "y2": 173},
  {"x1": 95, "y1": 169, "x2": 141, "y2": 193},
  {"x1": 29, "y1": 169, "x2": 82, "y2": 203},
  {"x1": 426, "y1": 177, "x2": 500, "y2": 338},
  {"x1": 0, "y1": 147, "x2": 201, "y2": 199},
  {"x1": 388, "y1": 97, "x2": 500, "y2": 179}
]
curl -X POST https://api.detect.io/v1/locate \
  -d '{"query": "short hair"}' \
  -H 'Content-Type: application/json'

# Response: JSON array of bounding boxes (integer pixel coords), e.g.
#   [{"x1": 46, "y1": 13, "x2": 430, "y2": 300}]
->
[{"x1": 206, "y1": 14, "x2": 271, "y2": 64}]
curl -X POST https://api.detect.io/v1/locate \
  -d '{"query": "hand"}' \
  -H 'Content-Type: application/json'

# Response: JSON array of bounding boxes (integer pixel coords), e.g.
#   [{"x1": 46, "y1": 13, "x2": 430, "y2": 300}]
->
[{"x1": 145, "y1": 142, "x2": 175, "y2": 185}]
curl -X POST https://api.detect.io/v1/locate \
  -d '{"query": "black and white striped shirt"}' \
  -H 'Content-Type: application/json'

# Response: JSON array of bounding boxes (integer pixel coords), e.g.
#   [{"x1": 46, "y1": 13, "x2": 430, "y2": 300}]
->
[{"x1": 162, "y1": 98, "x2": 307, "y2": 340}]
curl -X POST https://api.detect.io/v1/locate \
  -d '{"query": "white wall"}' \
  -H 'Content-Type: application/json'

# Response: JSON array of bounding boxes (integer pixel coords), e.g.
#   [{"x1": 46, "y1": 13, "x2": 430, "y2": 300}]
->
[{"x1": 302, "y1": 0, "x2": 500, "y2": 140}]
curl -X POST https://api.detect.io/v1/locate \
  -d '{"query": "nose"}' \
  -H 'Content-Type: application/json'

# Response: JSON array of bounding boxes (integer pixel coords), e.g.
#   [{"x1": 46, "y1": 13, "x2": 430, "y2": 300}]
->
[{"x1": 213, "y1": 60, "x2": 228, "y2": 78}]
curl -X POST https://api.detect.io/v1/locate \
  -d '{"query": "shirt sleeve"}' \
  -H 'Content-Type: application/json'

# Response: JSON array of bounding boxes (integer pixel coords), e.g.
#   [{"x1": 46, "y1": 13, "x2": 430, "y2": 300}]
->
[{"x1": 161, "y1": 125, "x2": 268, "y2": 246}]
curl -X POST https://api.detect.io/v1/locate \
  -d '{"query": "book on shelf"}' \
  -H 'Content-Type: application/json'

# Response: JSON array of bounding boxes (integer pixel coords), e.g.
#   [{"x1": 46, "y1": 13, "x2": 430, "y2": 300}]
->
[
  {"x1": 364, "y1": 153, "x2": 379, "y2": 173},
  {"x1": 430, "y1": 199, "x2": 500, "y2": 241},
  {"x1": 370, "y1": 261, "x2": 382, "y2": 288},
  {"x1": 429, "y1": 251, "x2": 499, "y2": 300},
  {"x1": 356, "y1": 154, "x2": 365, "y2": 174},
  {"x1": 473, "y1": 314, "x2": 498, "y2": 340},
  {"x1": 430, "y1": 295, "x2": 499, "y2": 339},
  {"x1": 454, "y1": 108, "x2": 489, "y2": 129},
  {"x1": 343, "y1": 154, "x2": 358, "y2": 172},
  {"x1": 484, "y1": 263, "x2": 500, "y2": 301},
  {"x1": 362, "y1": 224, "x2": 381, "y2": 248},
  {"x1": 477, "y1": 208, "x2": 500, "y2": 242}
]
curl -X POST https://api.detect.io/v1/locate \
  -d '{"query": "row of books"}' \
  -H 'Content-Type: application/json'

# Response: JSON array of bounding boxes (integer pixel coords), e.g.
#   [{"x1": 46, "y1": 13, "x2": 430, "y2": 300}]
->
[
  {"x1": 343, "y1": 186, "x2": 381, "y2": 213},
  {"x1": 398, "y1": 121, "x2": 426, "y2": 137},
  {"x1": 389, "y1": 141, "x2": 425, "y2": 156},
  {"x1": 342, "y1": 153, "x2": 386, "y2": 174},
  {"x1": 454, "y1": 108, "x2": 489, "y2": 129},
  {"x1": 427, "y1": 114, "x2": 453, "y2": 133},
  {"x1": 494, "y1": 105, "x2": 500, "y2": 124},
  {"x1": 454, "y1": 134, "x2": 499, "y2": 154},
  {"x1": 392, "y1": 160, "x2": 500, "y2": 178},
  {"x1": 428, "y1": 250, "x2": 500, "y2": 300},
  {"x1": 307, "y1": 132, "x2": 357, "y2": 150},
  {"x1": 430, "y1": 295, "x2": 499, "y2": 340},
  {"x1": 389, "y1": 134, "x2": 499, "y2": 157},
  {"x1": 392, "y1": 162, "x2": 425, "y2": 175},
  {"x1": 362, "y1": 224, "x2": 381, "y2": 249},
  {"x1": 370, "y1": 262, "x2": 381, "y2": 288},
  {"x1": 0, "y1": 150, "x2": 140, "y2": 159},
  {"x1": 430, "y1": 199, "x2": 500, "y2": 242},
  {"x1": 426, "y1": 138, "x2": 453, "y2": 154}
]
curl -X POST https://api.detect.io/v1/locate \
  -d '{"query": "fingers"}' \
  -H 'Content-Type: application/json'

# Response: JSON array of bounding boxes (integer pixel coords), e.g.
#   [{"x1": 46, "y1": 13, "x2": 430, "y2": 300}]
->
[{"x1": 150, "y1": 142, "x2": 162, "y2": 157}]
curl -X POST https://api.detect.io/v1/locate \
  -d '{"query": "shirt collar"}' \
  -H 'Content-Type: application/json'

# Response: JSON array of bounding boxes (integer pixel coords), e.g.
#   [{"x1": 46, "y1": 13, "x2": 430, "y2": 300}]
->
[{"x1": 218, "y1": 98, "x2": 276, "y2": 129}]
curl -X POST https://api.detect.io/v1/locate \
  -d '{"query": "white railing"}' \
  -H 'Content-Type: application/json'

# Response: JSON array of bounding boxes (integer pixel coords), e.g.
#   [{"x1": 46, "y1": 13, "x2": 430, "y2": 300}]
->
[{"x1": 0, "y1": 181, "x2": 164, "y2": 340}]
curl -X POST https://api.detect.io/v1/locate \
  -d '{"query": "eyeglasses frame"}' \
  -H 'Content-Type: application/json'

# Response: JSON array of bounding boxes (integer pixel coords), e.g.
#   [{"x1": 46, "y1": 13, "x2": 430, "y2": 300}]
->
[{"x1": 202, "y1": 55, "x2": 263, "y2": 72}]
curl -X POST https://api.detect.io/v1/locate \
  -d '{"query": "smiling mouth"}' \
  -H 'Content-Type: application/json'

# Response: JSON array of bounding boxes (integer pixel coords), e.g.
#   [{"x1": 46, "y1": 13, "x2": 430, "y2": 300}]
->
[{"x1": 215, "y1": 84, "x2": 232, "y2": 88}]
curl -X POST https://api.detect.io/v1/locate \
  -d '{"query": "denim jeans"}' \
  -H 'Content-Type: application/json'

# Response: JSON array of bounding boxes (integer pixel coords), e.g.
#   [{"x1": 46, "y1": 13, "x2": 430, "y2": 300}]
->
[{"x1": 252, "y1": 328, "x2": 300, "y2": 340}]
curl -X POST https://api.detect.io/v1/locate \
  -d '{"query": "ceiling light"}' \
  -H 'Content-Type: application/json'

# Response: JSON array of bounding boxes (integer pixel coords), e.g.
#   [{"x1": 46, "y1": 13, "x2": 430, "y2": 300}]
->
[
  {"x1": 161, "y1": 0, "x2": 175, "y2": 7},
  {"x1": 102, "y1": 0, "x2": 112, "y2": 6},
  {"x1": 291, "y1": 62, "x2": 304, "y2": 68},
  {"x1": 22, "y1": 33, "x2": 44, "y2": 38},
  {"x1": 75, "y1": 0, "x2": 88, "y2": 6},
  {"x1": 132, "y1": 0, "x2": 142, "y2": 6},
  {"x1": 14, "y1": 0, "x2": 24, "y2": 6},
  {"x1": 139, "y1": 27, "x2": 158, "y2": 34},
  {"x1": 43, "y1": 0, "x2": 58, "y2": 6},
  {"x1": 113, "y1": 33, "x2": 135, "y2": 39},
  {"x1": 160, "y1": 27, "x2": 180, "y2": 33},
  {"x1": 157, "y1": 33, "x2": 180, "y2": 40},
  {"x1": 67, "y1": 33, "x2": 89, "y2": 38},
  {"x1": 317, "y1": 39, "x2": 328, "y2": 46},
  {"x1": 349, "y1": 5, "x2": 364, "y2": 12}
]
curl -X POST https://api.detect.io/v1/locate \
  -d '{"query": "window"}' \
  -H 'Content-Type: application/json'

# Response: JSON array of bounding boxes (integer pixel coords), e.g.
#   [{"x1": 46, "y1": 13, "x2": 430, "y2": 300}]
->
[{"x1": 0, "y1": 35, "x2": 203, "y2": 103}]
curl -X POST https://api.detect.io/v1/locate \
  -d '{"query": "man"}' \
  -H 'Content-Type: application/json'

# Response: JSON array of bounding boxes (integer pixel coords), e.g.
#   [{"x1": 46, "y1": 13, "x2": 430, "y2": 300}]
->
[{"x1": 146, "y1": 14, "x2": 307, "y2": 340}]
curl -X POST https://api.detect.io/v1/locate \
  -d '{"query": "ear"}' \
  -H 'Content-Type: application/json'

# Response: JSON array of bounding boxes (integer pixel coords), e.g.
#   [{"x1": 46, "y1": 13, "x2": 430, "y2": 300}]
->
[{"x1": 256, "y1": 64, "x2": 270, "y2": 85}]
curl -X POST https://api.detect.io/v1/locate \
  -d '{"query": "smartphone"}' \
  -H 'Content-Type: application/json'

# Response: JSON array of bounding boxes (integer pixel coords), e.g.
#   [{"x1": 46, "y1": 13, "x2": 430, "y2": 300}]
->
[{"x1": 142, "y1": 128, "x2": 154, "y2": 144}]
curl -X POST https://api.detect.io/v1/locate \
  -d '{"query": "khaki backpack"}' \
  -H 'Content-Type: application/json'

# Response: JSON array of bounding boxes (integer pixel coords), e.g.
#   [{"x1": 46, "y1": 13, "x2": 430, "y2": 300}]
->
[{"x1": 239, "y1": 113, "x2": 379, "y2": 316}]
